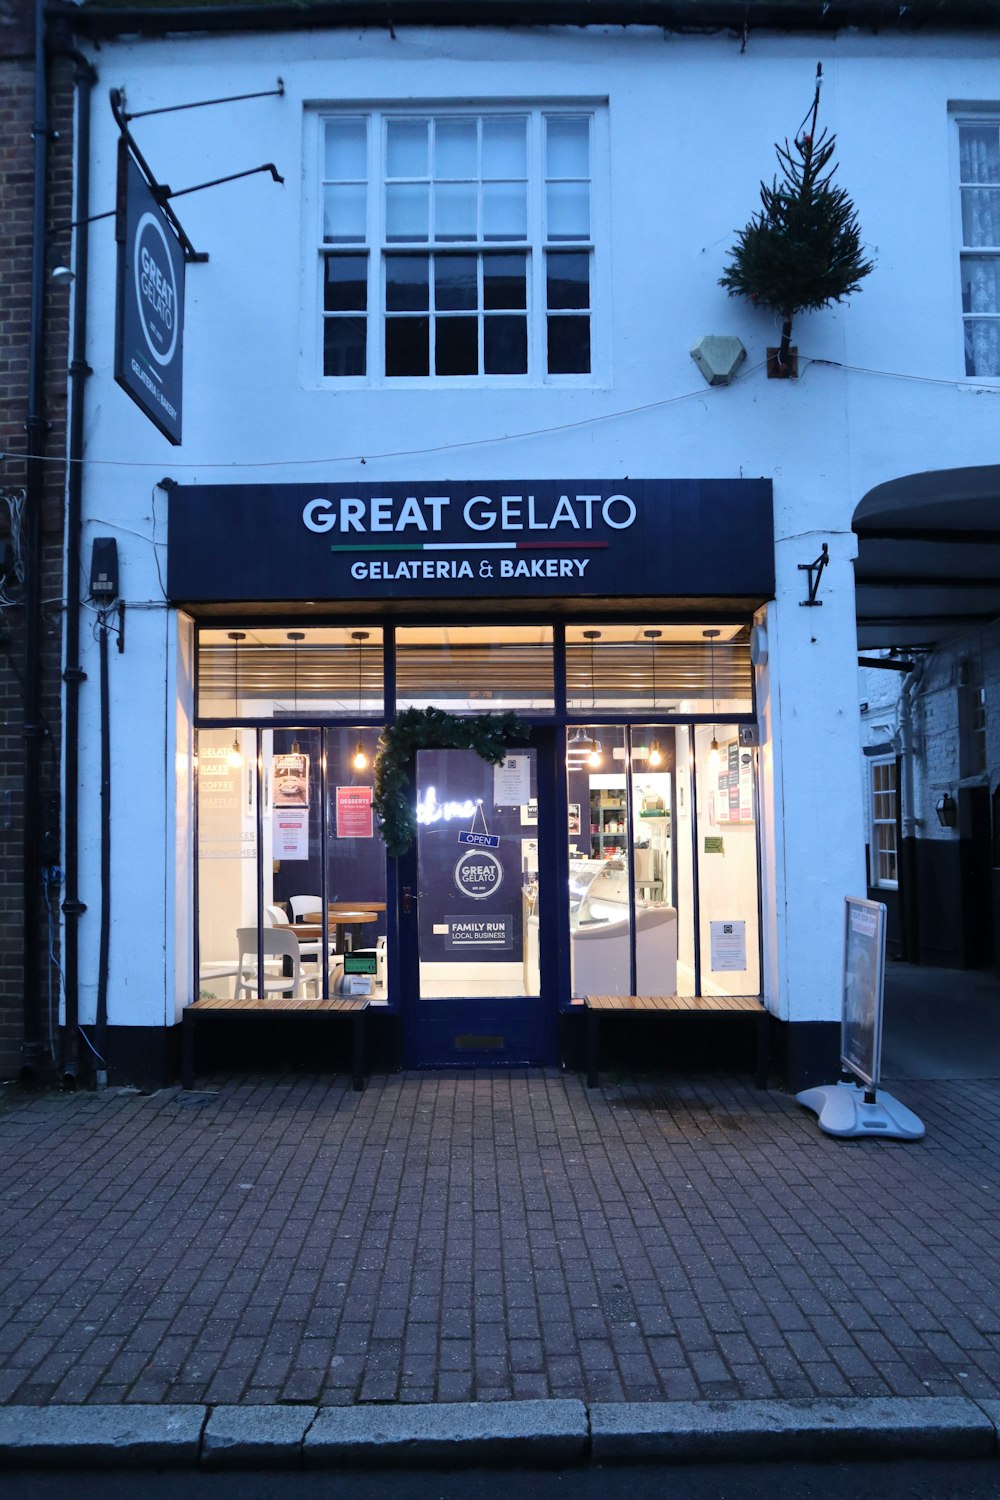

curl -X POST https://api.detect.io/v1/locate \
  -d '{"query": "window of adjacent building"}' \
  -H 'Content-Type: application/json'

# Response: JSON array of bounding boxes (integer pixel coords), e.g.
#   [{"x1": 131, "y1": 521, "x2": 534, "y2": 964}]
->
[
  {"x1": 959, "y1": 676, "x2": 987, "y2": 777},
  {"x1": 869, "y1": 757, "x2": 898, "y2": 888},
  {"x1": 318, "y1": 108, "x2": 598, "y2": 382},
  {"x1": 958, "y1": 119, "x2": 1000, "y2": 378}
]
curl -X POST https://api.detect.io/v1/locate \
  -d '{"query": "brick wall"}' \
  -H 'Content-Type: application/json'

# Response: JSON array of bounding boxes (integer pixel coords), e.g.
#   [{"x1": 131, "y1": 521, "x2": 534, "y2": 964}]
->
[{"x1": 0, "y1": 20, "x2": 74, "y2": 1077}]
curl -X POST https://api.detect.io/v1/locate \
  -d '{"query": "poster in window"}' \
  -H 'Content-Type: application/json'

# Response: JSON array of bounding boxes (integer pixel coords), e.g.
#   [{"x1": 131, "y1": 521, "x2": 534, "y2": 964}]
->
[
  {"x1": 494, "y1": 754, "x2": 530, "y2": 806},
  {"x1": 336, "y1": 784, "x2": 374, "y2": 839},
  {"x1": 273, "y1": 752, "x2": 309, "y2": 808},
  {"x1": 710, "y1": 920, "x2": 746, "y2": 971},
  {"x1": 273, "y1": 810, "x2": 309, "y2": 860}
]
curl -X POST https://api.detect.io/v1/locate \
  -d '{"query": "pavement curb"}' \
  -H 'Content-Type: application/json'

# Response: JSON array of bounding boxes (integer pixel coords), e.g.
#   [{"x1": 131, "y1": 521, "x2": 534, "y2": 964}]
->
[
  {"x1": 589, "y1": 1396, "x2": 998, "y2": 1462},
  {"x1": 0, "y1": 1396, "x2": 998, "y2": 1470}
]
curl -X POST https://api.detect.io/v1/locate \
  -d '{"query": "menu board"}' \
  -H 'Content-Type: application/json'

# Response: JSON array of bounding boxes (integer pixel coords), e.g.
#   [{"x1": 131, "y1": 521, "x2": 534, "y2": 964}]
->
[
  {"x1": 715, "y1": 742, "x2": 754, "y2": 824},
  {"x1": 841, "y1": 897, "x2": 887, "y2": 1088}
]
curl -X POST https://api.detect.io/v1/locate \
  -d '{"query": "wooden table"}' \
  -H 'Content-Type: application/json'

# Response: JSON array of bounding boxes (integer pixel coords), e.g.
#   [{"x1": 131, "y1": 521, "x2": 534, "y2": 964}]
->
[
  {"x1": 300, "y1": 909, "x2": 380, "y2": 953},
  {"x1": 583, "y1": 993, "x2": 769, "y2": 1090}
]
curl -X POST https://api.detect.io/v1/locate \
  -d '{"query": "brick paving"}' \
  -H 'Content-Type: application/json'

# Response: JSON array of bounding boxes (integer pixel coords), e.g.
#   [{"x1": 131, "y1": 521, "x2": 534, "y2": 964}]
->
[{"x1": 1, "y1": 1069, "x2": 1000, "y2": 1408}]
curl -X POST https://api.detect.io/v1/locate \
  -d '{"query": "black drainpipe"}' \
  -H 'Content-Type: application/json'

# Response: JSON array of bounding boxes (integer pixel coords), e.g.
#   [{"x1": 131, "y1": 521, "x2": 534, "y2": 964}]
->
[
  {"x1": 54, "y1": 34, "x2": 97, "y2": 1083},
  {"x1": 21, "y1": 0, "x2": 52, "y2": 1077}
]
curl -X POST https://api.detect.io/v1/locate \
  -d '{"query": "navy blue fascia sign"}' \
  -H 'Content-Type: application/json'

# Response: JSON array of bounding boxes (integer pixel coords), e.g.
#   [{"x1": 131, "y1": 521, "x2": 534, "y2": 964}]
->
[
  {"x1": 167, "y1": 480, "x2": 774, "y2": 601},
  {"x1": 114, "y1": 149, "x2": 185, "y2": 445}
]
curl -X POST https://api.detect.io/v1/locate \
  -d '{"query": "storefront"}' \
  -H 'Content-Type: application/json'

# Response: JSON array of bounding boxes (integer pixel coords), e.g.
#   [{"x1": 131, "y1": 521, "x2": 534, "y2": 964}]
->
[{"x1": 172, "y1": 477, "x2": 773, "y2": 1069}]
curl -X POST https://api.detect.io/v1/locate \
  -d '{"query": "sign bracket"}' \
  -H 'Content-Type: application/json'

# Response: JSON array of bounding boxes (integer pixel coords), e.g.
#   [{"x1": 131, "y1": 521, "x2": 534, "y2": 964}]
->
[{"x1": 110, "y1": 86, "x2": 285, "y2": 265}]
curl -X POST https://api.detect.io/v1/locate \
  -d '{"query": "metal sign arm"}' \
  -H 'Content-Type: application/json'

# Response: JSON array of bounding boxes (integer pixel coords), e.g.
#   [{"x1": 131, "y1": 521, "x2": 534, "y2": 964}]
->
[{"x1": 121, "y1": 80, "x2": 284, "y2": 121}]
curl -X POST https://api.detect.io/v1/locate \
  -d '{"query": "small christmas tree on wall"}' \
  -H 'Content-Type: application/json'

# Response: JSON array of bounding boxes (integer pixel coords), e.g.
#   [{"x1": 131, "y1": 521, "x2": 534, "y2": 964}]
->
[{"x1": 719, "y1": 65, "x2": 874, "y2": 377}]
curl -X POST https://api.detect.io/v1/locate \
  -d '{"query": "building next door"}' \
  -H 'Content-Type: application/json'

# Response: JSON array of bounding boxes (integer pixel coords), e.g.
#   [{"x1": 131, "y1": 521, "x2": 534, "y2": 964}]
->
[{"x1": 399, "y1": 730, "x2": 561, "y2": 1067}]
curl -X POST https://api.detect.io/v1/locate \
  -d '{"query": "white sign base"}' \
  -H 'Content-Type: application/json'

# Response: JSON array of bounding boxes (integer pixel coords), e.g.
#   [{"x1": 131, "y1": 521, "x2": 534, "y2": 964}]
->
[{"x1": 796, "y1": 1080, "x2": 925, "y2": 1141}]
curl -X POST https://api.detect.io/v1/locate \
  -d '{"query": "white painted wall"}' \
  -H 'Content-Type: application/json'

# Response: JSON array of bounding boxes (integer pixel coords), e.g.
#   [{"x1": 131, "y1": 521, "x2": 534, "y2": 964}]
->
[{"x1": 69, "y1": 24, "x2": 1000, "y2": 1033}]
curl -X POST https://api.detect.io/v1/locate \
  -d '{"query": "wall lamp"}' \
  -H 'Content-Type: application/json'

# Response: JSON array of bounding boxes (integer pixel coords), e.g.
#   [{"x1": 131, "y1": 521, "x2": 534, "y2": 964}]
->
[{"x1": 935, "y1": 792, "x2": 957, "y2": 829}]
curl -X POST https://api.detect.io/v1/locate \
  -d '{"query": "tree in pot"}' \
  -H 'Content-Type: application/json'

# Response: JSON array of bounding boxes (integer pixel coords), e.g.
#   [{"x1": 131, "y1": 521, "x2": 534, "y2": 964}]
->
[{"x1": 719, "y1": 65, "x2": 875, "y2": 377}]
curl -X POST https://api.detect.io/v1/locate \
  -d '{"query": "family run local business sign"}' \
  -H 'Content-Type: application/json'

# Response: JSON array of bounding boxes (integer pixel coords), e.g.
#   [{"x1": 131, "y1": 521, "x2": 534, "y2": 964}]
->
[
  {"x1": 115, "y1": 149, "x2": 185, "y2": 445},
  {"x1": 167, "y1": 480, "x2": 774, "y2": 602}
]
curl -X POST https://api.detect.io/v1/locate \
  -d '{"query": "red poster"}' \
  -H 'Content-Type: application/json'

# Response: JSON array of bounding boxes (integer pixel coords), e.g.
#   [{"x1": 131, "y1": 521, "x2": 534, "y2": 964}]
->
[{"x1": 336, "y1": 785, "x2": 374, "y2": 839}]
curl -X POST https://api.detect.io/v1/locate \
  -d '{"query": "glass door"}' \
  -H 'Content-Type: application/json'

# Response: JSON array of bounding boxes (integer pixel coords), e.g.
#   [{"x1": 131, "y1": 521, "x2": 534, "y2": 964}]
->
[{"x1": 400, "y1": 731, "x2": 558, "y2": 1066}]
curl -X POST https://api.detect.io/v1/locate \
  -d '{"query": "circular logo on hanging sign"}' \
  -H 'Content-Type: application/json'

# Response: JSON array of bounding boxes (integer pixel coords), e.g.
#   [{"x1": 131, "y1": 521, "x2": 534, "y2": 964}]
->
[
  {"x1": 454, "y1": 849, "x2": 504, "y2": 901},
  {"x1": 134, "y1": 211, "x2": 179, "y2": 367}
]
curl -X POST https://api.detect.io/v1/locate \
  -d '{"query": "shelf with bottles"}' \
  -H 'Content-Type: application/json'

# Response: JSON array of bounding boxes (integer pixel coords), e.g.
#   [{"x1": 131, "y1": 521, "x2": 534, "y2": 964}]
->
[{"x1": 587, "y1": 791, "x2": 627, "y2": 857}]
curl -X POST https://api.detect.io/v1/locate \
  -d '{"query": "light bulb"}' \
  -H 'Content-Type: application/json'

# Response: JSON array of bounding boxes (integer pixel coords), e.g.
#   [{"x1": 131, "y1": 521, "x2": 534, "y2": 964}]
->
[
  {"x1": 709, "y1": 736, "x2": 720, "y2": 771},
  {"x1": 587, "y1": 742, "x2": 602, "y2": 768},
  {"x1": 352, "y1": 742, "x2": 369, "y2": 771},
  {"x1": 648, "y1": 740, "x2": 663, "y2": 768},
  {"x1": 227, "y1": 736, "x2": 243, "y2": 768}
]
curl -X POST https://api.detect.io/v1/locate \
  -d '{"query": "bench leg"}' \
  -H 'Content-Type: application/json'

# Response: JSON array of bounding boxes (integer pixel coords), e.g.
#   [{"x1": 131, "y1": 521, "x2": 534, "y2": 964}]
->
[
  {"x1": 586, "y1": 1008, "x2": 600, "y2": 1088},
  {"x1": 755, "y1": 1010, "x2": 769, "y2": 1090},
  {"x1": 181, "y1": 1007, "x2": 195, "y2": 1091},
  {"x1": 352, "y1": 1011, "x2": 366, "y2": 1092}
]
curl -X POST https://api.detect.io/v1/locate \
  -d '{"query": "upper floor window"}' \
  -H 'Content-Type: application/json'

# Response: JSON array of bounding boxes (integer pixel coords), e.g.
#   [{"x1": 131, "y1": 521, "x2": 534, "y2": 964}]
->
[
  {"x1": 318, "y1": 108, "x2": 598, "y2": 383},
  {"x1": 958, "y1": 120, "x2": 1000, "y2": 378}
]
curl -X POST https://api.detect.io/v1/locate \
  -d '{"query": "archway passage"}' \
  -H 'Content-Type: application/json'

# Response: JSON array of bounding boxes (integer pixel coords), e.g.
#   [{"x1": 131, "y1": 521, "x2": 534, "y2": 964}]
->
[
  {"x1": 853, "y1": 464, "x2": 1000, "y2": 978},
  {"x1": 854, "y1": 463, "x2": 1000, "y2": 653}
]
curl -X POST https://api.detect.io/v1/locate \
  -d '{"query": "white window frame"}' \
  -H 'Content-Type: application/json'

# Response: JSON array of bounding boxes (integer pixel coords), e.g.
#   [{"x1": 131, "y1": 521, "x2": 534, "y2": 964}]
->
[
  {"x1": 954, "y1": 110, "x2": 1000, "y2": 382},
  {"x1": 304, "y1": 101, "x2": 608, "y2": 389},
  {"x1": 868, "y1": 755, "x2": 899, "y2": 891}
]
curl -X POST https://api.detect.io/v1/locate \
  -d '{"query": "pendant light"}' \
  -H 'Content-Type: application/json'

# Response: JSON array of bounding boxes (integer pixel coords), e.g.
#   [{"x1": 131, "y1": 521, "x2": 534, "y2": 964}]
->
[
  {"x1": 704, "y1": 628, "x2": 721, "y2": 770},
  {"x1": 351, "y1": 630, "x2": 370, "y2": 771},
  {"x1": 226, "y1": 631, "x2": 246, "y2": 767},
  {"x1": 287, "y1": 630, "x2": 304, "y2": 754},
  {"x1": 583, "y1": 630, "x2": 602, "y2": 767},
  {"x1": 644, "y1": 628, "x2": 663, "y2": 767}
]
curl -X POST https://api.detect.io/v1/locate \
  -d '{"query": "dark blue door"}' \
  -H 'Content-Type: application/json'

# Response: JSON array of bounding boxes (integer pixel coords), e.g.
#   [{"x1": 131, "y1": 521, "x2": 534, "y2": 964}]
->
[{"x1": 400, "y1": 730, "x2": 559, "y2": 1067}]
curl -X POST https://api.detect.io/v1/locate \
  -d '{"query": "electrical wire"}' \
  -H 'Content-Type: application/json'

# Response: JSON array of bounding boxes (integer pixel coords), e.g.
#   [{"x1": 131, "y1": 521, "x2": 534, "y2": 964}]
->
[{"x1": 1, "y1": 355, "x2": 995, "y2": 479}]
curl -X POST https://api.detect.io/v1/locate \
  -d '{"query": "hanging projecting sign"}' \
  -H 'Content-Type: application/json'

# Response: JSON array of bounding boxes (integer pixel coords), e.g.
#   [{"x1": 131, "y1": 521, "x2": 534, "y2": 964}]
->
[
  {"x1": 167, "y1": 480, "x2": 774, "y2": 603},
  {"x1": 114, "y1": 146, "x2": 185, "y2": 444}
]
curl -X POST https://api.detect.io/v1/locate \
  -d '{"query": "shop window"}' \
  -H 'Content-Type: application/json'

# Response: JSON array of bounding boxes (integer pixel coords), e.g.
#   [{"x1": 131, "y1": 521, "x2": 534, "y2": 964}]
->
[
  {"x1": 957, "y1": 118, "x2": 1000, "y2": 378},
  {"x1": 692, "y1": 726, "x2": 761, "y2": 998},
  {"x1": 565, "y1": 625, "x2": 753, "y2": 715},
  {"x1": 395, "y1": 625, "x2": 554, "y2": 712},
  {"x1": 318, "y1": 109, "x2": 599, "y2": 383},
  {"x1": 566, "y1": 724, "x2": 758, "y2": 1000},
  {"x1": 195, "y1": 723, "x2": 388, "y2": 1003},
  {"x1": 196, "y1": 627, "x2": 384, "y2": 720},
  {"x1": 868, "y1": 757, "x2": 898, "y2": 889}
]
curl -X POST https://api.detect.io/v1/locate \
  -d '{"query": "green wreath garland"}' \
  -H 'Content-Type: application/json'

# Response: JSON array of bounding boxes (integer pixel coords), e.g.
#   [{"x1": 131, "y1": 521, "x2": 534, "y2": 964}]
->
[{"x1": 372, "y1": 706, "x2": 530, "y2": 858}]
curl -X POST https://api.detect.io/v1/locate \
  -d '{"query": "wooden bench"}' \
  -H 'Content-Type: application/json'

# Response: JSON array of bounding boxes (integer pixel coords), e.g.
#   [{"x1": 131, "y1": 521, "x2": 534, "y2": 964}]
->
[
  {"x1": 583, "y1": 994, "x2": 769, "y2": 1090},
  {"x1": 181, "y1": 995, "x2": 371, "y2": 1092}
]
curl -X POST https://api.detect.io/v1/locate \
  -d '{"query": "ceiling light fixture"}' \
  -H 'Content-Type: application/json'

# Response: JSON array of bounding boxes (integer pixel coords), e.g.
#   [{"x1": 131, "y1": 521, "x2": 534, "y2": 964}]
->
[
  {"x1": 644, "y1": 628, "x2": 663, "y2": 767},
  {"x1": 227, "y1": 631, "x2": 246, "y2": 767},
  {"x1": 583, "y1": 630, "x2": 602, "y2": 767},
  {"x1": 704, "y1": 628, "x2": 721, "y2": 771},
  {"x1": 287, "y1": 630, "x2": 304, "y2": 754},
  {"x1": 351, "y1": 630, "x2": 370, "y2": 770}
]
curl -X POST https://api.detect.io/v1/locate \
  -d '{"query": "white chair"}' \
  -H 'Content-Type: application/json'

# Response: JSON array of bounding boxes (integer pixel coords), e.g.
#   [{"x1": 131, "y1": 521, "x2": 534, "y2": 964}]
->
[
  {"x1": 285, "y1": 893, "x2": 343, "y2": 975},
  {"x1": 264, "y1": 904, "x2": 288, "y2": 926},
  {"x1": 289, "y1": 894, "x2": 322, "y2": 920},
  {"x1": 234, "y1": 927, "x2": 319, "y2": 1000}
]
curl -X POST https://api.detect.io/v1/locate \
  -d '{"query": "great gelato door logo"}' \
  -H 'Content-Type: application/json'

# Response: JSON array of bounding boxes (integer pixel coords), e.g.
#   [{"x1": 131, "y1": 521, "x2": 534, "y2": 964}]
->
[
  {"x1": 134, "y1": 214, "x2": 178, "y2": 365},
  {"x1": 454, "y1": 849, "x2": 504, "y2": 901}
]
